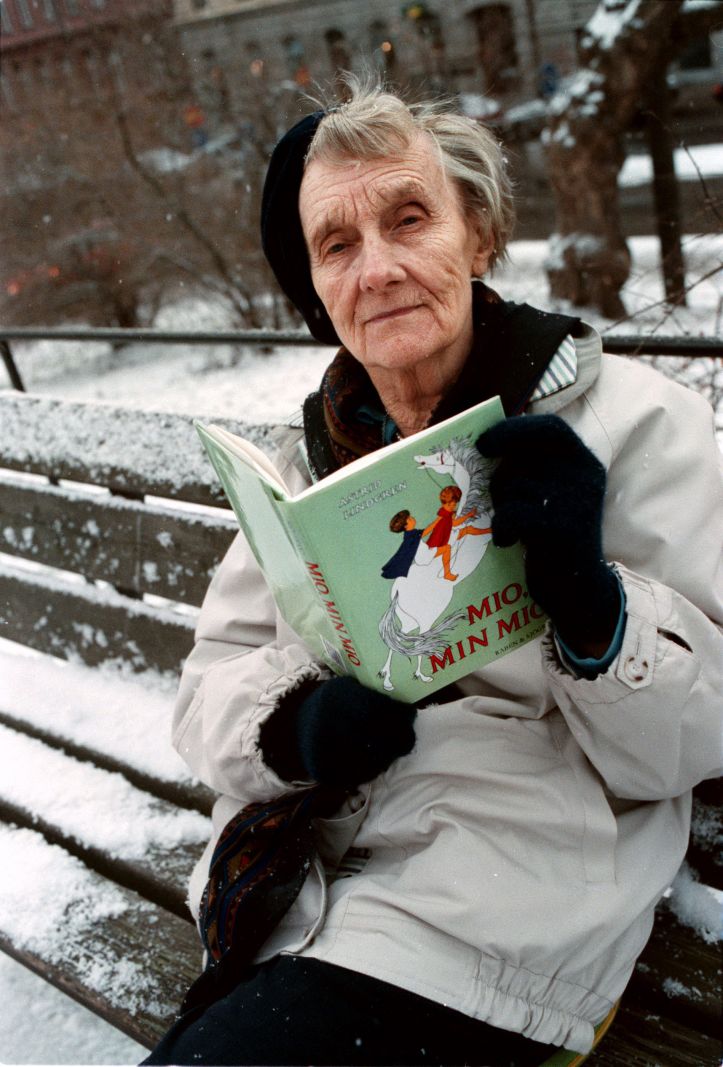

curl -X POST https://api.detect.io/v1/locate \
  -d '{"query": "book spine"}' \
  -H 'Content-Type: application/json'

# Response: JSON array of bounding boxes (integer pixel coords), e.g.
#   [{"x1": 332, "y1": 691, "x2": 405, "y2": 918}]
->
[
  {"x1": 277, "y1": 508, "x2": 365, "y2": 679},
  {"x1": 303, "y1": 560, "x2": 362, "y2": 669}
]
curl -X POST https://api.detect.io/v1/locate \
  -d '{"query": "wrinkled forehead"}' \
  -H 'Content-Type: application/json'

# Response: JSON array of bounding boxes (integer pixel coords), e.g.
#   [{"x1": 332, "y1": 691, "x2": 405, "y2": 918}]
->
[{"x1": 299, "y1": 131, "x2": 456, "y2": 239}]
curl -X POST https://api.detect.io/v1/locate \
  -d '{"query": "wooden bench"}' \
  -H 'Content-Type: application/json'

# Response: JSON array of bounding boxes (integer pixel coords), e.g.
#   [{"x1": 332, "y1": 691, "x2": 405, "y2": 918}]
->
[{"x1": 0, "y1": 391, "x2": 720, "y2": 1063}]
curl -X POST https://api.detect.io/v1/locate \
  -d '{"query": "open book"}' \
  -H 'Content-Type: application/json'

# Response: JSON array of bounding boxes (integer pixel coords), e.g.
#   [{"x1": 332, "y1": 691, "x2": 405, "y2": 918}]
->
[{"x1": 196, "y1": 395, "x2": 545, "y2": 702}]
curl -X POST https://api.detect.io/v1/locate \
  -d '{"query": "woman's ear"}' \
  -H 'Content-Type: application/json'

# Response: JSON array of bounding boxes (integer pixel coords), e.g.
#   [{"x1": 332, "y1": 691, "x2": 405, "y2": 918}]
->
[{"x1": 471, "y1": 232, "x2": 495, "y2": 278}]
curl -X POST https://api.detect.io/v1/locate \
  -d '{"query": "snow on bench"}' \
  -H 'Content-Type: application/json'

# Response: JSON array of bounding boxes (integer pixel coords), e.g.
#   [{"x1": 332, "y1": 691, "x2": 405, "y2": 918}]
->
[
  {"x1": 0, "y1": 391, "x2": 720, "y2": 1062},
  {"x1": 0, "y1": 391, "x2": 277, "y2": 505},
  {"x1": 0, "y1": 393, "x2": 254, "y2": 1046},
  {"x1": 0, "y1": 822, "x2": 202, "y2": 1047}
]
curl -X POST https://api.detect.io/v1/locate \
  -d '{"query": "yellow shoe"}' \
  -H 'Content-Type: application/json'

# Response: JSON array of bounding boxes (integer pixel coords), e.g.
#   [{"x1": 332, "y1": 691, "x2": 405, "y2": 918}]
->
[{"x1": 539, "y1": 1001, "x2": 620, "y2": 1066}]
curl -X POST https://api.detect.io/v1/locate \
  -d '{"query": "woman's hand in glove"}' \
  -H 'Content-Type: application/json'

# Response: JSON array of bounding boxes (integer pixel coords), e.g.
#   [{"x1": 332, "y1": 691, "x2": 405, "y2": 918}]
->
[
  {"x1": 477, "y1": 414, "x2": 621, "y2": 659},
  {"x1": 260, "y1": 676, "x2": 417, "y2": 789}
]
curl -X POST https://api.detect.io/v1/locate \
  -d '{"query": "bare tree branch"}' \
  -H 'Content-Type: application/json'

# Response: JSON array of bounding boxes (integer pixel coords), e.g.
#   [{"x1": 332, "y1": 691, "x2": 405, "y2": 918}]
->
[{"x1": 604, "y1": 262, "x2": 723, "y2": 334}]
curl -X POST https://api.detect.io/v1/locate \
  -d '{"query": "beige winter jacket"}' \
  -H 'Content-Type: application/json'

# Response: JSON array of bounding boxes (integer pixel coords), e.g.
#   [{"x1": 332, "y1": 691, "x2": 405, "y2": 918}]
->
[{"x1": 173, "y1": 326, "x2": 723, "y2": 1054}]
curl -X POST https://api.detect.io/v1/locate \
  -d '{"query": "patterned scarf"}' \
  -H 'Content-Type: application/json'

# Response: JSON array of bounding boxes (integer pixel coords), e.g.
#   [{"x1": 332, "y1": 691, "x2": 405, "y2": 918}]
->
[
  {"x1": 303, "y1": 283, "x2": 580, "y2": 481},
  {"x1": 181, "y1": 787, "x2": 337, "y2": 1014}
]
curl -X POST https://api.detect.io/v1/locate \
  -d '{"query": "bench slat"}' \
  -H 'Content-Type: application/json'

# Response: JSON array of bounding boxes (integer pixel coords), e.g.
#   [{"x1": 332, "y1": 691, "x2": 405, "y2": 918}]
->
[
  {"x1": 0, "y1": 476, "x2": 235, "y2": 605},
  {"x1": 0, "y1": 824, "x2": 200, "y2": 1049},
  {"x1": 628, "y1": 905, "x2": 722, "y2": 1035},
  {"x1": 588, "y1": 1000, "x2": 722, "y2": 1066},
  {"x1": 0, "y1": 393, "x2": 278, "y2": 506},
  {"x1": 0, "y1": 722, "x2": 210, "y2": 920},
  {"x1": 0, "y1": 708, "x2": 214, "y2": 815},
  {"x1": 688, "y1": 790, "x2": 723, "y2": 891},
  {"x1": 0, "y1": 565, "x2": 195, "y2": 673},
  {"x1": 0, "y1": 795, "x2": 199, "y2": 922}
]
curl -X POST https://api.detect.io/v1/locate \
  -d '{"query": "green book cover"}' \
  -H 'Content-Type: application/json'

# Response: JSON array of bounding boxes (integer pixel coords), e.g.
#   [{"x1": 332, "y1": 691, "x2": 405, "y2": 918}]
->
[{"x1": 196, "y1": 397, "x2": 546, "y2": 703}]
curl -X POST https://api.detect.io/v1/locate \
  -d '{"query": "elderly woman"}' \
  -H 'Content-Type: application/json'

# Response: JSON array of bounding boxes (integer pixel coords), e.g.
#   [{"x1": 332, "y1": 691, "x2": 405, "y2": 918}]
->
[{"x1": 144, "y1": 82, "x2": 723, "y2": 1066}]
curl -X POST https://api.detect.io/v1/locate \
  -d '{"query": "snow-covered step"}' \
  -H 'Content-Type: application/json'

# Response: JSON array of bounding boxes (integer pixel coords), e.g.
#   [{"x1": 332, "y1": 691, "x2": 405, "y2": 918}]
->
[
  {"x1": 0, "y1": 722, "x2": 210, "y2": 919},
  {"x1": 0, "y1": 824, "x2": 202, "y2": 1049}
]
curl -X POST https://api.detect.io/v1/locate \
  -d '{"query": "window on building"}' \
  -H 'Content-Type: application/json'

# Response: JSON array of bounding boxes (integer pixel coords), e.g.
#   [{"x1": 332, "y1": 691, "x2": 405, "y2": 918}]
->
[
  {"x1": 678, "y1": 34, "x2": 713, "y2": 70},
  {"x1": 109, "y1": 50, "x2": 126, "y2": 97},
  {"x1": 59, "y1": 52, "x2": 84, "y2": 106},
  {"x1": 13, "y1": 59, "x2": 33, "y2": 99},
  {"x1": 404, "y1": 4, "x2": 444, "y2": 49},
  {"x1": 283, "y1": 35, "x2": 310, "y2": 86},
  {"x1": 82, "y1": 47, "x2": 102, "y2": 93},
  {"x1": 403, "y1": 4, "x2": 446, "y2": 84},
  {"x1": 1, "y1": 3, "x2": 14, "y2": 33},
  {"x1": 325, "y1": 28, "x2": 351, "y2": 73},
  {"x1": 469, "y1": 3, "x2": 519, "y2": 93},
  {"x1": 33, "y1": 55, "x2": 51, "y2": 92},
  {"x1": 191, "y1": 0, "x2": 208, "y2": 9},
  {"x1": 369, "y1": 19, "x2": 397, "y2": 75},
  {"x1": 42, "y1": 0, "x2": 57, "y2": 21},
  {"x1": 15, "y1": 0, "x2": 34, "y2": 30},
  {"x1": 244, "y1": 39, "x2": 265, "y2": 79},
  {"x1": 1, "y1": 72, "x2": 17, "y2": 110},
  {"x1": 65, "y1": 0, "x2": 80, "y2": 16}
]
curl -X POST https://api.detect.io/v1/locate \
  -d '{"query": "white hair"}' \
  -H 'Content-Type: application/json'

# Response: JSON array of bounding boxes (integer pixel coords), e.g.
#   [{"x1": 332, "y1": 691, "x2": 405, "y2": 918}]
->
[{"x1": 305, "y1": 75, "x2": 515, "y2": 269}]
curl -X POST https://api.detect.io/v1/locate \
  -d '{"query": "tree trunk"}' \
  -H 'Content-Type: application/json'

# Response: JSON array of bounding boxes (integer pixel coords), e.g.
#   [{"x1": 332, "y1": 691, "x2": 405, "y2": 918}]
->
[
  {"x1": 543, "y1": 0, "x2": 683, "y2": 319},
  {"x1": 645, "y1": 65, "x2": 687, "y2": 306}
]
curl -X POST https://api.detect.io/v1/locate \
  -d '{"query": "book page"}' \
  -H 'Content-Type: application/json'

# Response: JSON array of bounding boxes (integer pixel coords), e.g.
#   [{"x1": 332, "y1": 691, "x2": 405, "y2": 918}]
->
[{"x1": 200, "y1": 425, "x2": 291, "y2": 497}]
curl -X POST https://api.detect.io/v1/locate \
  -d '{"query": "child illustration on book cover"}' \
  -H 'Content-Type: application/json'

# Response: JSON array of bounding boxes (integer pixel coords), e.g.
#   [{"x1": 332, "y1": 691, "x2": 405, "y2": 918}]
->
[
  {"x1": 378, "y1": 435, "x2": 495, "y2": 692},
  {"x1": 422, "y1": 485, "x2": 491, "y2": 581}
]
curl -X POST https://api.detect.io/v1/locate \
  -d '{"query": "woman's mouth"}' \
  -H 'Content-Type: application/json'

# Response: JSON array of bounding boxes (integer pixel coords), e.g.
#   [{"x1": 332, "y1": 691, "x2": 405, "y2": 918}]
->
[{"x1": 366, "y1": 305, "x2": 421, "y2": 324}]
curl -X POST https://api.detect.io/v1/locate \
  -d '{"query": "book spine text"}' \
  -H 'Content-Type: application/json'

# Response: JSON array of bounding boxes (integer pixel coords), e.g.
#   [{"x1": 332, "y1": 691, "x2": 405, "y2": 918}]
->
[{"x1": 306, "y1": 561, "x2": 362, "y2": 668}]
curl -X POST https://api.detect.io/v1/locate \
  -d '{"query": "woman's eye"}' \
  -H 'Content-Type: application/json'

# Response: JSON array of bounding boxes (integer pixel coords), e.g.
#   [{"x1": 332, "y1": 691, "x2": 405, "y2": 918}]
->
[
  {"x1": 399, "y1": 214, "x2": 420, "y2": 227},
  {"x1": 326, "y1": 241, "x2": 347, "y2": 256}
]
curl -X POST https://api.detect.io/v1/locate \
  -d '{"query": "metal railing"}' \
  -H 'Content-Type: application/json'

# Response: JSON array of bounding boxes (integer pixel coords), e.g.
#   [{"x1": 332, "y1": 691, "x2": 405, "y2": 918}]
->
[{"x1": 1, "y1": 326, "x2": 720, "y2": 394}]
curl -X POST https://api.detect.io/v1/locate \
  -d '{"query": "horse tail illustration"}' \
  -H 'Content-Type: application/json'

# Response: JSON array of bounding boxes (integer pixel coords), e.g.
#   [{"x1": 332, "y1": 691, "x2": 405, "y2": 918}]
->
[{"x1": 379, "y1": 593, "x2": 466, "y2": 659}]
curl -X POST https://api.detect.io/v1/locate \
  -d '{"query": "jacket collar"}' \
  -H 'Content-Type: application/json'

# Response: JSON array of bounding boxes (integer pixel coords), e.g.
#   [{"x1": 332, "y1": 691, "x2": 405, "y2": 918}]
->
[{"x1": 303, "y1": 284, "x2": 583, "y2": 480}]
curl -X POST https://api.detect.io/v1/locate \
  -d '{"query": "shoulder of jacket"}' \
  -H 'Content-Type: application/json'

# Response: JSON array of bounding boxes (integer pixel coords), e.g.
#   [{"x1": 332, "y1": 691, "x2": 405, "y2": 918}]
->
[
  {"x1": 266, "y1": 422, "x2": 313, "y2": 492},
  {"x1": 532, "y1": 324, "x2": 711, "y2": 421},
  {"x1": 593, "y1": 350, "x2": 714, "y2": 419}
]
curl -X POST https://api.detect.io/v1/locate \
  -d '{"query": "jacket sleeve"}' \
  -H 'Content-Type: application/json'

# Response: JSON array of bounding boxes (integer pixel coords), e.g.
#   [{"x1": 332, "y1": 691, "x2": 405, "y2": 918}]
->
[
  {"x1": 542, "y1": 359, "x2": 723, "y2": 801},
  {"x1": 172, "y1": 448, "x2": 331, "y2": 802}
]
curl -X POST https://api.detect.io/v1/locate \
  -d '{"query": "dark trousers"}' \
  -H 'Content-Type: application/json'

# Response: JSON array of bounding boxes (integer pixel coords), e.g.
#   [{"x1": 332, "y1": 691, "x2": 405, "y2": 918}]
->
[{"x1": 142, "y1": 955, "x2": 556, "y2": 1066}]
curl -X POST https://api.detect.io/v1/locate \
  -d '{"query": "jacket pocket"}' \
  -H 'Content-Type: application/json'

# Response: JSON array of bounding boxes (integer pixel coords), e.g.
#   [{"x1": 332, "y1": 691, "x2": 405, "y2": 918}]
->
[{"x1": 313, "y1": 788, "x2": 371, "y2": 881}]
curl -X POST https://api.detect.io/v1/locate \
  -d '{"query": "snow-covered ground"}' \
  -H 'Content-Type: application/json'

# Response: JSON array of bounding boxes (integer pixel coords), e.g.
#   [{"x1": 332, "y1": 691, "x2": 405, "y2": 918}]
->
[
  {"x1": 618, "y1": 143, "x2": 723, "y2": 187},
  {"x1": 0, "y1": 235, "x2": 721, "y2": 1065}
]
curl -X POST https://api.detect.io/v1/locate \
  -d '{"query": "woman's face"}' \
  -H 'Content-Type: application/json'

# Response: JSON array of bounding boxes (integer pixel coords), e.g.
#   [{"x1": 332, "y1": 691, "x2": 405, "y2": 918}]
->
[{"x1": 299, "y1": 131, "x2": 492, "y2": 382}]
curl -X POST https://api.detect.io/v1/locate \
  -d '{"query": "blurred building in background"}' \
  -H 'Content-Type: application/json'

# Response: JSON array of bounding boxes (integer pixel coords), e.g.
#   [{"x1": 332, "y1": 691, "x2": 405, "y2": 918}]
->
[
  {"x1": 1, "y1": 0, "x2": 721, "y2": 328},
  {"x1": 0, "y1": 0, "x2": 200, "y2": 327},
  {"x1": 172, "y1": 0, "x2": 586, "y2": 127},
  {"x1": 171, "y1": 0, "x2": 723, "y2": 133}
]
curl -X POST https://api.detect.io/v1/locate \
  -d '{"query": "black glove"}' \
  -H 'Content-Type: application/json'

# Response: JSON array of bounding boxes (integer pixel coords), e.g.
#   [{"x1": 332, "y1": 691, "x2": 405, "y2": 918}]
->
[
  {"x1": 260, "y1": 676, "x2": 417, "y2": 789},
  {"x1": 477, "y1": 414, "x2": 621, "y2": 653}
]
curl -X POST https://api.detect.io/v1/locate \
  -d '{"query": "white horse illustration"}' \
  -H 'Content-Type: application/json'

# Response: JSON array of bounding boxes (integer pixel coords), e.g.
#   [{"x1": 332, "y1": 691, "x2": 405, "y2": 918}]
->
[{"x1": 378, "y1": 435, "x2": 495, "y2": 692}]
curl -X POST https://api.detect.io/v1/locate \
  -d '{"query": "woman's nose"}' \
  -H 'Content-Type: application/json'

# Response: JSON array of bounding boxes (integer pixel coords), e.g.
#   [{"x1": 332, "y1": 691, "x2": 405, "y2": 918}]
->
[{"x1": 358, "y1": 235, "x2": 405, "y2": 291}]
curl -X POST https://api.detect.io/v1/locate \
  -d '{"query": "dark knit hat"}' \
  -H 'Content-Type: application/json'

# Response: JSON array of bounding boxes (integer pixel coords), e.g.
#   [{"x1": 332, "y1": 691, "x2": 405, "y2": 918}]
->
[{"x1": 260, "y1": 111, "x2": 341, "y2": 345}]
